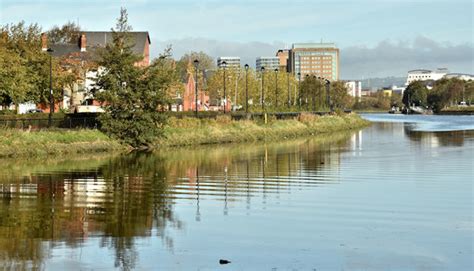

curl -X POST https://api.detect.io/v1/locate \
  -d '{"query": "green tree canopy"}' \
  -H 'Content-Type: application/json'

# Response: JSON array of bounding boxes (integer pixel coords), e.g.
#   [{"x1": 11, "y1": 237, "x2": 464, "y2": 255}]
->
[
  {"x1": 403, "y1": 81, "x2": 428, "y2": 107},
  {"x1": 47, "y1": 21, "x2": 81, "y2": 44},
  {"x1": 94, "y1": 8, "x2": 178, "y2": 148}
]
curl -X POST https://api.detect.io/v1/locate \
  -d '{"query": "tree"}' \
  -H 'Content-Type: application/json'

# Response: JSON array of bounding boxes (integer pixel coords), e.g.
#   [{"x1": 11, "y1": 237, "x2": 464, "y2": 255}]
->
[
  {"x1": 47, "y1": 21, "x2": 81, "y2": 44},
  {"x1": 300, "y1": 76, "x2": 325, "y2": 111},
  {"x1": 427, "y1": 78, "x2": 467, "y2": 112},
  {"x1": 330, "y1": 81, "x2": 353, "y2": 109},
  {"x1": 93, "y1": 8, "x2": 177, "y2": 148},
  {"x1": 176, "y1": 51, "x2": 215, "y2": 82},
  {"x1": 403, "y1": 81, "x2": 428, "y2": 107}
]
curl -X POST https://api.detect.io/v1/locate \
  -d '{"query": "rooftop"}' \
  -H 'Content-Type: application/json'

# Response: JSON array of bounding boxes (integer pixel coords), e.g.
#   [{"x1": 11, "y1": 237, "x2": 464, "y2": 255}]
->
[{"x1": 292, "y1": 43, "x2": 337, "y2": 49}]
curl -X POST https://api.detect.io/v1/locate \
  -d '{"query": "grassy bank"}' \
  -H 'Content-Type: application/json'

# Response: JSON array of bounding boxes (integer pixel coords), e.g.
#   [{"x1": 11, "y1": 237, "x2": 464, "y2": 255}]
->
[
  {"x1": 0, "y1": 113, "x2": 369, "y2": 158},
  {"x1": 157, "y1": 113, "x2": 370, "y2": 147},
  {"x1": 0, "y1": 129, "x2": 125, "y2": 158}
]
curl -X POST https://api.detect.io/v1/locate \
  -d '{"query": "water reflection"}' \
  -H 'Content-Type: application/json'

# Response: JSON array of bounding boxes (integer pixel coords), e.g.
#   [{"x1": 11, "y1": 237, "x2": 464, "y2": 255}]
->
[
  {"x1": 1, "y1": 122, "x2": 472, "y2": 270},
  {"x1": 404, "y1": 124, "x2": 473, "y2": 147},
  {"x1": 0, "y1": 132, "x2": 353, "y2": 270}
]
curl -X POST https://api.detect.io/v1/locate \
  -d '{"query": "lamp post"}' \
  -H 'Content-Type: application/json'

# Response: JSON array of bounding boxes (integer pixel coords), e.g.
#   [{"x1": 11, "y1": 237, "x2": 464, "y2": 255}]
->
[
  {"x1": 193, "y1": 59, "x2": 199, "y2": 117},
  {"x1": 222, "y1": 61, "x2": 227, "y2": 114},
  {"x1": 297, "y1": 72, "x2": 301, "y2": 109},
  {"x1": 274, "y1": 68, "x2": 278, "y2": 109},
  {"x1": 244, "y1": 64, "x2": 249, "y2": 113},
  {"x1": 312, "y1": 75, "x2": 317, "y2": 112},
  {"x1": 305, "y1": 74, "x2": 309, "y2": 111},
  {"x1": 325, "y1": 78, "x2": 332, "y2": 112},
  {"x1": 261, "y1": 67, "x2": 265, "y2": 111},
  {"x1": 287, "y1": 71, "x2": 290, "y2": 109},
  {"x1": 47, "y1": 48, "x2": 54, "y2": 127}
]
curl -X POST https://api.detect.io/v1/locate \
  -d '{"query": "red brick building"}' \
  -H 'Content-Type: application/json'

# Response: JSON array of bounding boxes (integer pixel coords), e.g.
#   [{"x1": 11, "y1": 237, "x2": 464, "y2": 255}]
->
[{"x1": 40, "y1": 31, "x2": 151, "y2": 111}]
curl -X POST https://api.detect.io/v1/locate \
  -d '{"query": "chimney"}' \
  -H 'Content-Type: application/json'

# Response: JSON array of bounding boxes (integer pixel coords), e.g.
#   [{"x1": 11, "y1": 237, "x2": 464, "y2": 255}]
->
[
  {"x1": 41, "y1": 33, "x2": 48, "y2": 51},
  {"x1": 80, "y1": 34, "x2": 86, "y2": 52}
]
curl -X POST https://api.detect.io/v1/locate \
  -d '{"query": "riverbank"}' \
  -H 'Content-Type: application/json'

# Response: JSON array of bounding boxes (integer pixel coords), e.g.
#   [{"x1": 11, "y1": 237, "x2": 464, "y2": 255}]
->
[
  {"x1": 157, "y1": 113, "x2": 370, "y2": 147},
  {"x1": 0, "y1": 113, "x2": 370, "y2": 158},
  {"x1": 0, "y1": 129, "x2": 125, "y2": 158}
]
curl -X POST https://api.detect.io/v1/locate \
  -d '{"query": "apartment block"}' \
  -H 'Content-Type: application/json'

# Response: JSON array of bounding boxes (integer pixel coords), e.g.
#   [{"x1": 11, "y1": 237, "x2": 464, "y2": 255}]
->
[
  {"x1": 217, "y1": 57, "x2": 241, "y2": 69},
  {"x1": 256, "y1": 57, "x2": 280, "y2": 71},
  {"x1": 288, "y1": 43, "x2": 339, "y2": 81}
]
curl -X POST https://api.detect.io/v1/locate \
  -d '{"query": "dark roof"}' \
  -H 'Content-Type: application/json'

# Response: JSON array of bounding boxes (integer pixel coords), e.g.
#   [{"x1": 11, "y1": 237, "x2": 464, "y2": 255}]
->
[
  {"x1": 49, "y1": 31, "x2": 150, "y2": 58},
  {"x1": 50, "y1": 44, "x2": 81, "y2": 57},
  {"x1": 84, "y1": 31, "x2": 150, "y2": 56}
]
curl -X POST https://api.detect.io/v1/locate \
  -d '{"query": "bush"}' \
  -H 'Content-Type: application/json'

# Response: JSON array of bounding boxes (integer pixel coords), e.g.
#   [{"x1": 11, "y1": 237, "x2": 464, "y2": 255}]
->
[{"x1": 298, "y1": 112, "x2": 318, "y2": 123}]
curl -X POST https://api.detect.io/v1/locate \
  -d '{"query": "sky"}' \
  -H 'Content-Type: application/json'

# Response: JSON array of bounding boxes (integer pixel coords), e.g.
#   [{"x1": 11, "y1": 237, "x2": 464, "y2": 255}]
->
[{"x1": 0, "y1": 0, "x2": 473, "y2": 79}]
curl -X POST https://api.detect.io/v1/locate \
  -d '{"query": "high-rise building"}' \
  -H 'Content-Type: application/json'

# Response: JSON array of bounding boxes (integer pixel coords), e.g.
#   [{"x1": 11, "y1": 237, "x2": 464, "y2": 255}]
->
[
  {"x1": 217, "y1": 57, "x2": 241, "y2": 69},
  {"x1": 288, "y1": 43, "x2": 339, "y2": 81},
  {"x1": 256, "y1": 57, "x2": 280, "y2": 71},
  {"x1": 276, "y1": 49, "x2": 290, "y2": 71}
]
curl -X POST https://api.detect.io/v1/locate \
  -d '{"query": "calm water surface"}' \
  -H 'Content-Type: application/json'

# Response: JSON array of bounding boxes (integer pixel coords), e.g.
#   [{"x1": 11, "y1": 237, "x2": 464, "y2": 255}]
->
[{"x1": 0, "y1": 114, "x2": 473, "y2": 270}]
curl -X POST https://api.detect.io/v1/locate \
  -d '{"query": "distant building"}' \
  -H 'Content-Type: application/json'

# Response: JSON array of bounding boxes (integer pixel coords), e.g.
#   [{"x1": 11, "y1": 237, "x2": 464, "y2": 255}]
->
[
  {"x1": 217, "y1": 57, "x2": 241, "y2": 69},
  {"x1": 443, "y1": 73, "x2": 474, "y2": 81},
  {"x1": 391, "y1": 85, "x2": 406, "y2": 95},
  {"x1": 39, "y1": 31, "x2": 151, "y2": 112},
  {"x1": 256, "y1": 57, "x2": 280, "y2": 71},
  {"x1": 288, "y1": 42, "x2": 339, "y2": 81},
  {"x1": 276, "y1": 49, "x2": 290, "y2": 72},
  {"x1": 406, "y1": 68, "x2": 448, "y2": 85},
  {"x1": 361, "y1": 89, "x2": 372, "y2": 97},
  {"x1": 344, "y1": 80, "x2": 362, "y2": 99}
]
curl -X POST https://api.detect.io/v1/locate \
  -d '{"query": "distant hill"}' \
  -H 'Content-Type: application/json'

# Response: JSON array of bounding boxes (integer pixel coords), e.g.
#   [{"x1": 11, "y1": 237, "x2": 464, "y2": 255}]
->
[{"x1": 360, "y1": 77, "x2": 406, "y2": 90}]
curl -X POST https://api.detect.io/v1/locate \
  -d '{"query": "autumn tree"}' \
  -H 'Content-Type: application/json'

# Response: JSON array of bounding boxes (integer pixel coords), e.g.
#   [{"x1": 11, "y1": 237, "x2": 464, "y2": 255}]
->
[
  {"x1": 0, "y1": 22, "x2": 66, "y2": 112},
  {"x1": 330, "y1": 81, "x2": 353, "y2": 109}
]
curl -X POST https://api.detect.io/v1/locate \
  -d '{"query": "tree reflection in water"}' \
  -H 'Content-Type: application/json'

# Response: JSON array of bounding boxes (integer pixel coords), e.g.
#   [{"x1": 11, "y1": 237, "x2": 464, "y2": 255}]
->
[{"x1": 0, "y1": 131, "x2": 356, "y2": 270}]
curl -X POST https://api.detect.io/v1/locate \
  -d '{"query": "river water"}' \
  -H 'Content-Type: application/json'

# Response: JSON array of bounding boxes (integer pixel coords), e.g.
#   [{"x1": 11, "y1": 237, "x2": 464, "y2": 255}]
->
[{"x1": 0, "y1": 114, "x2": 472, "y2": 270}]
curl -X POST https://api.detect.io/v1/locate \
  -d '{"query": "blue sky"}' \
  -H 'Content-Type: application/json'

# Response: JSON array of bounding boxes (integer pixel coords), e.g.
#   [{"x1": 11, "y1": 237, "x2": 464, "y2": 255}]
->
[{"x1": 1, "y1": 0, "x2": 473, "y2": 78}]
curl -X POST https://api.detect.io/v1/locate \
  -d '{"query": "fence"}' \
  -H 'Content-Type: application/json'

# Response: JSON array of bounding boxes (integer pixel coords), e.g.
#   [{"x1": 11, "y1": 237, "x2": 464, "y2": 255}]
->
[
  {"x1": 0, "y1": 117, "x2": 99, "y2": 130},
  {"x1": 0, "y1": 110, "x2": 352, "y2": 130},
  {"x1": 168, "y1": 110, "x2": 349, "y2": 120}
]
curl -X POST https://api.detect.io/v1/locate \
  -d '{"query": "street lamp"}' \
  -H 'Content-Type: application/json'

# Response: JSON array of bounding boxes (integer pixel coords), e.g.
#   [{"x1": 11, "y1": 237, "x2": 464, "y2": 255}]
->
[
  {"x1": 222, "y1": 61, "x2": 227, "y2": 113},
  {"x1": 305, "y1": 74, "x2": 309, "y2": 111},
  {"x1": 193, "y1": 59, "x2": 199, "y2": 117},
  {"x1": 274, "y1": 68, "x2": 279, "y2": 109},
  {"x1": 261, "y1": 66, "x2": 265, "y2": 111},
  {"x1": 47, "y1": 48, "x2": 54, "y2": 127},
  {"x1": 287, "y1": 71, "x2": 290, "y2": 109},
  {"x1": 297, "y1": 72, "x2": 301, "y2": 109},
  {"x1": 325, "y1": 78, "x2": 332, "y2": 112},
  {"x1": 312, "y1": 75, "x2": 317, "y2": 112},
  {"x1": 244, "y1": 64, "x2": 249, "y2": 113}
]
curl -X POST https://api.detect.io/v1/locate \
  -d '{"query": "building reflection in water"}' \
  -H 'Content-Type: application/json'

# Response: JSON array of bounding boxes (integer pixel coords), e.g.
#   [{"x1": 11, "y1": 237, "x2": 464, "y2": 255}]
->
[{"x1": 0, "y1": 131, "x2": 357, "y2": 270}]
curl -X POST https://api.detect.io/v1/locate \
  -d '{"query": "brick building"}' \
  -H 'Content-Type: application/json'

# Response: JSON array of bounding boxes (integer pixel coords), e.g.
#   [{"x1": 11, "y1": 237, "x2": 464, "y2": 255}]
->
[{"x1": 40, "y1": 31, "x2": 151, "y2": 111}]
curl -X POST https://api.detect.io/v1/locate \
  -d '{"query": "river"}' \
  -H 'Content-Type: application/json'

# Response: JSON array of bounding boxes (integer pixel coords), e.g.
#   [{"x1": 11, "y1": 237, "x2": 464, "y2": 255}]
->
[{"x1": 0, "y1": 114, "x2": 472, "y2": 270}]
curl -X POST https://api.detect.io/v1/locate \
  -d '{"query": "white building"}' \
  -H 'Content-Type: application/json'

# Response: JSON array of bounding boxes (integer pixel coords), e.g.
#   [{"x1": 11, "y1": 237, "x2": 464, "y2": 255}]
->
[
  {"x1": 217, "y1": 57, "x2": 241, "y2": 69},
  {"x1": 344, "y1": 80, "x2": 362, "y2": 99},
  {"x1": 406, "y1": 68, "x2": 448, "y2": 85},
  {"x1": 443, "y1": 73, "x2": 474, "y2": 81},
  {"x1": 256, "y1": 57, "x2": 280, "y2": 71}
]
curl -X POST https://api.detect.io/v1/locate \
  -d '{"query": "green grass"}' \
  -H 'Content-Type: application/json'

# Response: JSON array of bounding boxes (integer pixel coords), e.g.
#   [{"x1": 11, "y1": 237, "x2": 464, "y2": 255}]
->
[
  {"x1": 0, "y1": 113, "x2": 370, "y2": 158},
  {"x1": 157, "y1": 113, "x2": 370, "y2": 147},
  {"x1": 0, "y1": 129, "x2": 125, "y2": 158}
]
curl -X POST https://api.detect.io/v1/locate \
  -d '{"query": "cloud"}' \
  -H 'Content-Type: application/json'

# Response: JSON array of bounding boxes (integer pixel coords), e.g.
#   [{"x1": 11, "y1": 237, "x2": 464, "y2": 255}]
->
[
  {"x1": 341, "y1": 36, "x2": 474, "y2": 79},
  {"x1": 153, "y1": 36, "x2": 474, "y2": 79}
]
